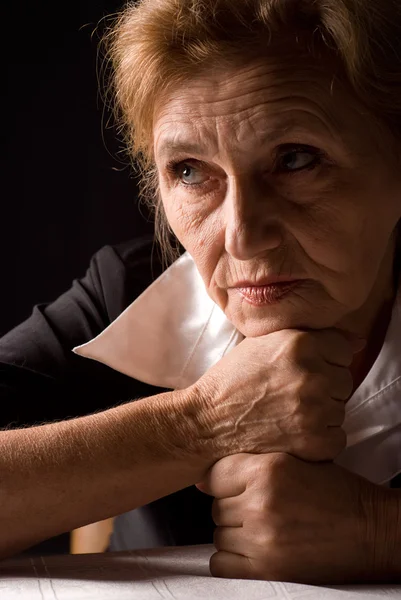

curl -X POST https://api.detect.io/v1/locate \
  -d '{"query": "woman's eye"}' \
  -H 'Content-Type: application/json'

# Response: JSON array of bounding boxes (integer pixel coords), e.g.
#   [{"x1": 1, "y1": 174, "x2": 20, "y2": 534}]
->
[
  {"x1": 277, "y1": 147, "x2": 321, "y2": 173},
  {"x1": 168, "y1": 161, "x2": 208, "y2": 186}
]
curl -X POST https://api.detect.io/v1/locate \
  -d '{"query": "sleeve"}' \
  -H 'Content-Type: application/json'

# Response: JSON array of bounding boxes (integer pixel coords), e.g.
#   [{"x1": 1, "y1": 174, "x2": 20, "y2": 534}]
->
[{"x1": 0, "y1": 235, "x2": 163, "y2": 428}]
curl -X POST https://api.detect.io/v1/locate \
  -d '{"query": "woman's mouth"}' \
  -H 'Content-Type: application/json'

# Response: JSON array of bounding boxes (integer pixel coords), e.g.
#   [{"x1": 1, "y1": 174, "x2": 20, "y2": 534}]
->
[{"x1": 236, "y1": 281, "x2": 302, "y2": 306}]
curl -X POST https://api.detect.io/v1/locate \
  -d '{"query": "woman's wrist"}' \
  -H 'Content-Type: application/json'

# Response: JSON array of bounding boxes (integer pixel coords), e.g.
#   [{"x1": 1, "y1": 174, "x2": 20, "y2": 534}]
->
[
  {"x1": 143, "y1": 388, "x2": 215, "y2": 475},
  {"x1": 177, "y1": 380, "x2": 235, "y2": 465},
  {"x1": 170, "y1": 385, "x2": 221, "y2": 466}
]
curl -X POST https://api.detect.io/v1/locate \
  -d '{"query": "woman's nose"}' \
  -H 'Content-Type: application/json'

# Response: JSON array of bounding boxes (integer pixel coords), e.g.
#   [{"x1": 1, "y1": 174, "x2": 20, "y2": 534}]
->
[{"x1": 224, "y1": 177, "x2": 283, "y2": 261}]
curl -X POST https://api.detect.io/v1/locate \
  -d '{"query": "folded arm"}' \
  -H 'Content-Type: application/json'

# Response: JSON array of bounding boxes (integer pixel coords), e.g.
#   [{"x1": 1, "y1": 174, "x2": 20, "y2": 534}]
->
[{"x1": 0, "y1": 388, "x2": 211, "y2": 559}]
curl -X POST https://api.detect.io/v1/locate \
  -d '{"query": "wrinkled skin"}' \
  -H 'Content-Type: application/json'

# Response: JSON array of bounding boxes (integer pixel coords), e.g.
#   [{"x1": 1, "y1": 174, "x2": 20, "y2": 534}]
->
[
  {"x1": 153, "y1": 53, "x2": 401, "y2": 581},
  {"x1": 154, "y1": 59, "x2": 400, "y2": 342}
]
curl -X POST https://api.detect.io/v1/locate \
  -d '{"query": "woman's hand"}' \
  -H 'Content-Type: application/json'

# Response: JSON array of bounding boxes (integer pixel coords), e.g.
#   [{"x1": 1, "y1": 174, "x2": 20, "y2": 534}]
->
[
  {"x1": 191, "y1": 329, "x2": 363, "y2": 461},
  {"x1": 198, "y1": 453, "x2": 396, "y2": 584}
]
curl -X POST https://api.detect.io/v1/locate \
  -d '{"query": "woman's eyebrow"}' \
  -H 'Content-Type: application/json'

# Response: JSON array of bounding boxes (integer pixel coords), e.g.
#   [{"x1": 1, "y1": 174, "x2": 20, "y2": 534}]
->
[{"x1": 156, "y1": 137, "x2": 208, "y2": 159}]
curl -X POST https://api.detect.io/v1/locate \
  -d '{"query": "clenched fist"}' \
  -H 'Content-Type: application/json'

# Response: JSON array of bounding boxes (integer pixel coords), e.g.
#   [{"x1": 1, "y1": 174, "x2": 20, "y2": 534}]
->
[
  {"x1": 190, "y1": 328, "x2": 364, "y2": 462},
  {"x1": 197, "y1": 453, "x2": 398, "y2": 584}
]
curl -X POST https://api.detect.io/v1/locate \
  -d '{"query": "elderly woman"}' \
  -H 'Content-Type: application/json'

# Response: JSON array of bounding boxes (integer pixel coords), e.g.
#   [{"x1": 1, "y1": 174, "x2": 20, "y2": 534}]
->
[{"x1": 0, "y1": 0, "x2": 400, "y2": 584}]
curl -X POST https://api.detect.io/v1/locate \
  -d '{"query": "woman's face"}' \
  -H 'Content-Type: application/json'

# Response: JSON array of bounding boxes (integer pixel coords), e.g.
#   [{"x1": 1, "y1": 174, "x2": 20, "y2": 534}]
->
[{"x1": 153, "y1": 58, "x2": 401, "y2": 337}]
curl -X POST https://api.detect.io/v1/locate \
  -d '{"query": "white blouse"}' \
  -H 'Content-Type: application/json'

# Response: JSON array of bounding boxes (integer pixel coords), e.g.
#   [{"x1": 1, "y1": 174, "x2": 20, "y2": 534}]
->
[{"x1": 74, "y1": 251, "x2": 401, "y2": 486}]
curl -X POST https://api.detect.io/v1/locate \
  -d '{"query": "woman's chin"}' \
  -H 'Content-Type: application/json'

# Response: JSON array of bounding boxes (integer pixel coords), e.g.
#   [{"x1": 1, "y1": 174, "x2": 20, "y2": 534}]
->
[{"x1": 225, "y1": 295, "x2": 337, "y2": 337}]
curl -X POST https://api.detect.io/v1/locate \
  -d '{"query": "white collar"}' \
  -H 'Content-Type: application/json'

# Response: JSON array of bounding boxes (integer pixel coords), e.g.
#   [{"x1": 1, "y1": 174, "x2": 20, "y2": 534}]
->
[
  {"x1": 74, "y1": 252, "x2": 401, "y2": 485},
  {"x1": 74, "y1": 252, "x2": 243, "y2": 390}
]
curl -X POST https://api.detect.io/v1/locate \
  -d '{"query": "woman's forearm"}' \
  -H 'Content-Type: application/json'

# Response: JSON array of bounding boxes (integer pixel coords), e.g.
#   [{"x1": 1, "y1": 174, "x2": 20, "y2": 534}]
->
[{"x1": 0, "y1": 388, "x2": 210, "y2": 559}]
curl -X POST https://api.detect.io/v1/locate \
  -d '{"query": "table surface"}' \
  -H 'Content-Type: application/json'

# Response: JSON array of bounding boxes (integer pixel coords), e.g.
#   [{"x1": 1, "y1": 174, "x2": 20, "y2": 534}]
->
[{"x1": 0, "y1": 544, "x2": 400, "y2": 600}]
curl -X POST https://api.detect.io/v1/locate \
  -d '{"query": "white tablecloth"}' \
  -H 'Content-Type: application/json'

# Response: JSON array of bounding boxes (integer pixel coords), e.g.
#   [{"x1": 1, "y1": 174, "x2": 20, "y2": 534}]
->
[{"x1": 0, "y1": 544, "x2": 400, "y2": 599}]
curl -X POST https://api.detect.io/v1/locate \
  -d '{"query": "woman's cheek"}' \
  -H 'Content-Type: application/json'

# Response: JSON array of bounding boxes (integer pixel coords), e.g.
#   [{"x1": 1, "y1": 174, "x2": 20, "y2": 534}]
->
[
  {"x1": 292, "y1": 198, "x2": 362, "y2": 267},
  {"x1": 305, "y1": 236, "x2": 385, "y2": 310},
  {"x1": 164, "y1": 192, "x2": 202, "y2": 233},
  {"x1": 286, "y1": 209, "x2": 371, "y2": 305},
  {"x1": 164, "y1": 194, "x2": 221, "y2": 257}
]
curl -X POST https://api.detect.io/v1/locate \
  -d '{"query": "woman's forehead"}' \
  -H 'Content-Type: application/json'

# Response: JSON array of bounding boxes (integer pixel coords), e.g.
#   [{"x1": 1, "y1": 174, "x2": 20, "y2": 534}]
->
[
  {"x1": 155, "y1": 60, "x2": 339, "y2": 115},
  {"x1": 153, "y1": 60, "x2": 376, "y2": 160}
]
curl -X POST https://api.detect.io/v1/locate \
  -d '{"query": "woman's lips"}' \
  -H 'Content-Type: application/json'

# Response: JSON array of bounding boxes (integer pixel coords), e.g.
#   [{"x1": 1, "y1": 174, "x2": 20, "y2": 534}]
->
[{"x1": 237, "y1": 281, "x2": 301, "y2": 306}]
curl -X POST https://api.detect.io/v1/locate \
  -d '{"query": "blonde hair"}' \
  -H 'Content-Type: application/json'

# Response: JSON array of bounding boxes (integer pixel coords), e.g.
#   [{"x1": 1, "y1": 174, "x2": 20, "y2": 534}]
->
[{"x1": 105, "y1": 0, "x2": 401, "y2": 264}]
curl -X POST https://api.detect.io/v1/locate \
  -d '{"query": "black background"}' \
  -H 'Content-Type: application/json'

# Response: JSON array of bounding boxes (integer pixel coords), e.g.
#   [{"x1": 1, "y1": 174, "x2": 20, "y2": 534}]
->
[
  {"x1": 2, "y1": 0, "x2": 154, "y2": 338},
  {"x1": 2, "y1": 1, "x2": 153, "y2": 554}
]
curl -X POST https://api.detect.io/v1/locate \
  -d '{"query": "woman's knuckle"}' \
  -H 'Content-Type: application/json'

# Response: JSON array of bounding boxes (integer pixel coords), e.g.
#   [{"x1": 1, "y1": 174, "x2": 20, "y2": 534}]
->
[
  {"x1": 291, "y1": 330, "x2": 312, "y2": 352},
  {"x1": 294, "y1": 434, "x2": 322, "y2": 461},
  {"x1": 295, "y1": 371, "x2": 327, "y2": 405},
  {"x1": 264, "y1": 452, "x2": 290, "y2": 477},
  {"x1": 290, "y1": 399, "x2": 321, "y2": 432},
  {"x1": 294, "y1": 371, "x2": 310, "y2": 395},
  {"x1": 255, "y1": 525, "x2": 277, "y2": 551},
  {"x1": 293, "y1": 410, "x2": 314, "y2": 433},
  {"x1": 308, "y1": 428, "x2": 346, "y2": 460},
  {"x1": 248, "y1": 494, "x2": 271, "y2": 520},
  {"x1": 296, "y1": 429, "x2": 340, "y2": 461}
]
